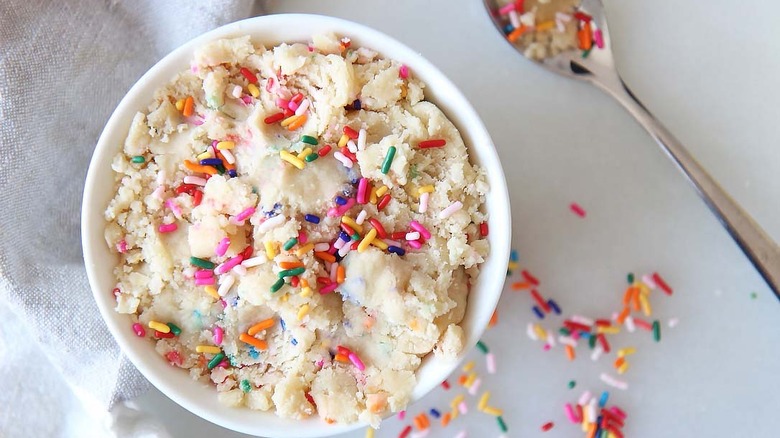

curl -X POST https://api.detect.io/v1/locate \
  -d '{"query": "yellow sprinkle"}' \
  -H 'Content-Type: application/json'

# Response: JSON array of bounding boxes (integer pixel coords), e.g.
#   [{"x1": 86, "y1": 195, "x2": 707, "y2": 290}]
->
[
  {"x1": 617, "y1": 362, "x2": 629, "y2": 375},
  {"x1": 341, "y1": 216, "x2": 363, "y2": 233},
  {"x1": 195, "y1": 345, "x2": 222, "y2": 354},
  {"x1": 175, "y1": 99, "x2": 185, "y2": 111},
  {"x1": 148, "y1": 321, "x2": 169, "y2": 333},
  {"x1": 370, "y1": 238, "x2": 388, "y2": 250},
  {"x1": 280, "y1": 150, "x2": 305, "y2": 170},
  {"x1": 264, "y1": 241, "x2": 276, "y2": 259},
  {"x1": 418, "y1": 185, "x2": 434, "y2": 195},
  {"x1": 375, "y1": 185, "x2": 388, "y2": 198},
  {"x1": 358, "y1": 229, "x2": 377, "y2": 252},
  {"x1": 204, "y1": 286, "x2": 219, "y2": 299},
  {"x1": 597, "y1": 325, "x2": 620, "y2": 335},
  {"x1": 639, "y1": 293, "x2": 652, "y2": 316},
  {"x1": 462, "y1": 361, "x2": 475, "y2": 372},
  {"x1": 482, "y1": 406, "x2": 503, "y2": 416},
  {"x1": 637, "y1": 282, "x2": 651, "y2": 296},
  {"x1": 297, "y1": 304, "x2": 310, "y2": 321},
  {"x1": 508, "y1": 261, "x2": 519, "y2": 270},
  {"x1": 196, "y1": 151, "x2": 213, "y2": 160},
  {"x1": 582, "y1": 409, "x2": 589, "y2": 431},
  {"x1": 297, "y1": 147, "x2": 313, "y2": 160},
  {"x1": 369, "y1": 186, "x2": 378, "y2": 204},
  {"x1": 247, "y1": 83, "x2": 260, "y2": 98},
  {"x1": 281, "y1": 114, "x2": 300, "y2": 128},
  {"x1": 300, "y1": 287, "x2": 313, "y2": 298},
  {"x1": 451, "y1": 394, "x2": 464, "y2": 408},
  {"x1": 450, "y1": 407, "x2": 459, "y2": 420},
  {"x1": 533, "y1": 324, "x2": 547, "y2": 340},
  {"x1": 536, "y1": 20, "x2": 555, "y2": 31},
  {"x1": 295, "y1": 243, "x2": 314, "y2": 257},
  {"x1": 338, "y1": 134, "x2": 349, "y2": 147},
  {"x1": 281, "y1": 293, "x2": 289, "y2": 302},
  {"x1": 477, "y1": 391, "x2": 491, "y2": 411},
  {"x1": 617, "y1": 347, "x2": 636, "y2": 357},
  {"x1": 365, "y1": 428, "x2": 375, "y2": 438},
  {"x1": 216, "y1": 141, "x2": 235, "y2": 150},
  {"x1": 463, "y1": 372, "x2": 477, "y2": 388}
]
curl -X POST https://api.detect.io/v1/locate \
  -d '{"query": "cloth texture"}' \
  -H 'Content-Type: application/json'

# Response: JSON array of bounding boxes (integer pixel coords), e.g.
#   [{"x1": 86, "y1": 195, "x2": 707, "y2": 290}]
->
[{"x1": 0, "y1": 0, "x2": 256, "y2": 435}]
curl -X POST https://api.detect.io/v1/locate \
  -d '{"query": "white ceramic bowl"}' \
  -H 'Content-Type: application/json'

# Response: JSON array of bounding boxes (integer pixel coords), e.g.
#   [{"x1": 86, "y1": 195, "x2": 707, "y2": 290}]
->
[{"x1": 82, "y1": 13, "x2": 511, "y2": 437}]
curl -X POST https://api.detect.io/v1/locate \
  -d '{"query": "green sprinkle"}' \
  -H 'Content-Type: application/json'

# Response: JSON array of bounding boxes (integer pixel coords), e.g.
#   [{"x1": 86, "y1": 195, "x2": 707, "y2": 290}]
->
[
  {"x1": 278, "y1": 267, "x2": 305, "y2": 278},
  {"x1": 301, "y1": 135, "x2": 318, "y2": 145},
  {"x1": 351, "y1": 233, "x2": 360, "y2": 241},
  {"x1": 381, "y1": 146, "x2": 396, "y2": 174},
  {"x1": 559, "y1": 328, "x2": 571, "y2": 336},
  {"x1": 476, "y1": 340, "x2": 489, "y2": 354},
  {"x1": 283, "y1": 238, "x2": 298, "y2": 251},
  {"x1": 207, "y1": 352, "x2": 225, "y2": 370},
  {"x1": 588, "y1": 335, "x2": 597, "y2": 349},
  {"x1": 270, "y1": 278, "x2": 285, "y2": 293},
  {"x1": 131, "y1": 155, "x2": 145, "y2": 164},
  {"x1": 582, "y1": 47, "x2": 593, "y2": 59},
  {"x1": 166, "y1": 323, "x2": 181, "y2": 336},
  {"x1": 751, "y1": 292, "x2": 758, "y2": 299},
  {"x1": 305, "y1": 153, "x2": 319, "y2": 162},
  {"x1": 215, "y1": 163, "x2": 226, "y2": 174},
  {"x1": 497, "y1": 416, "x2": 508, "y2": 433},
  {"x1": 568, "y1": 380, "x2": 576, "y2": 389},
  {"x1": 652, "y1": 320, "x2": 661, "y2": 342},
  {"x1": 190, "y1": 257, "x2": 215, "y2": 270},
  {"x1": 627, "y1": 273, "x2": 635, "y2": 284},
  {"x1": 241, "y1": 379, "x2": 252, "y2": 393}
]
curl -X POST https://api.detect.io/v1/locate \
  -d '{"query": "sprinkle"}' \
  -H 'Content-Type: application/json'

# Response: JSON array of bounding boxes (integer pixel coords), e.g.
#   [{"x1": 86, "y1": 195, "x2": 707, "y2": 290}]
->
[
  {"x1": 301, "y1": 135, "x2": 318, "y2": 145},
  {"x1": 476, "y1": 340, "x2": 489, "y2": 354},
  {"x1": 377, "y1": 193, "x2": 392, "y2": 211},
  {"x1": 217, "y1": 275, "x2": 235, "y2": 297},
  {"x1": 297, "y1": 304, "x2": 310, "y2": 321},
  {"x1": 196, "y1": 345, "x2": 221, "y2": 354},
  {"x1": 478, "y1": 391, "x2": 490, "y2": 410},
  {"x1": 388, "y1": 245, "x2": 405, "y2": 255},
  {"x1": 131, "y1": 155, "x2": 145, "y2": 164},
  {"x1": 541, "y1": 421, "x2": 554, "y2": 432},
  {"x1": 206, "y1": 352, "x2": 225, "y2": 370},
  {"x1": 212, "y1": 326, "x2": 224, "y2": 345},
  {"x1": 570, "y1": 202, "x2": 587, "y2": 217},
  {"x1": 399, "y1": 425, "x2": 412, "y2": 438},
  {"x1": 183, "y1": 175, "x2": 208, "y2": 186},
  {"x1": 547, "y1": 299, "x2": 562, "y2": 315},
  {"x1": 148, "y1": 321, "x2": 170, "y2": 333},
  {"x1": 358, "y1": 228, "x2": 378, "y2": 253},
  {"x1": 532, "y1": 306, "x2": 545, "y2": 319},
  {"x1": 287, "y1": 114, "x2": 308, "y2": 130},
  {"x1": 216, "y1": 141, "x2": 235, "y2": 151},
  {"x1": 357, "y1": 129, "x2": 367, "y2": 150},
  {"x1": 204, "y1": 285, "x2": 219, "y2": 299},
  {"x1": 348, "y1": 352, "x2": 366, "y2": 371},
  {"x1": 600, "y1": 372, "x2": 628, "y2": 390},
  {"x1": 294, "y1": 99, "x2": 310, "y2": 116},
  {"x1": 182, "y1": 96, "x2": 194, "y2": 117},
  {"x1": 281, "y1": 238, "x2": 298, "y2": 251},
  {"x1": 132, "y1": 323, "x2": 145, "y2": 337},
  {"x1": 158, "y1": 222, "x2": 178, "y2": 234},
  {"x1": 279, "y1": 267, "x2": 305, "y2": 278},
  {"x1": 239, "y1": 67, "x2": 258, "y2": 84},
  {"x1": 333, "y1": 151, "x2": 354, "y2": 168},
  {"x1": 357, "y1": 178, "x2": 370, "y2": 204},
  {"x1": 341, "y1": 216, "x2": 363, "y2": 233},
  {"x1": 239, "y1": 333, "x2": 268, "y2": 350},
  {"x1": 652, "y1": 272, "x2": 673, "y2": 295},
  {"x1": 399, "y1": 64, "x2": 409, "y2": 79},
  {"x1": 564, "y1": 403, "x2": 579, "y2": 423},
  {"x1": 409, "y1": 221, "x2": 431, "y2": 239},
  {"x1": 270, "y1": 278, "x2": 284, "y2": 293},
  {"x1": 483, "y1": 406, "x2": 503, "y2": 416},
  {"x1": 264, "y1": 112, "x2": 285, "y2": 124},
  {"x1": 652, "y1": 319, "x2": 662, "y2": 341},
  {"x1": 279, "y1": 150, "x2": 305, "y2": 169},
  {"x1": 418, "y1": 139, "x2": 446, "y2": 149},
  {"x1": 439, "y1": 201, "x2": 463, "y2": 219},
  {"x1": 320, "y1": 282, "x2": 338, "y2": 294},
  {"x1": 258, "y1": 214, "x2": 286, "y2": 233},
  {"x1": 241, "y1": 255, "x2": 267, "y2": 268},
  {"x1": 418, "y1": 192, "x2": 430, "y2": 213},
  {"x1": 381, "y1": 146, "x2": 396, "y2": 174},
  {"x1": 458, "y1": 401, "x2": 468, "y2": 414},
  {"x1": 497, "y1": 416, "x2": 508, "y2": 433}
]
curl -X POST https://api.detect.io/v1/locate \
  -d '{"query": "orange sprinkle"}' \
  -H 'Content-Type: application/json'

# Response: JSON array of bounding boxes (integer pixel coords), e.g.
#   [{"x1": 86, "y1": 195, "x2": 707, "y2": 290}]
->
[
  {"x1": 337, "y1": 265, "x2": 345, "y2": 284},
  {"x1": 214, "y1": 150, "x2": 235, "y2": 171},
  {"x1": 458, "y1": 374, "x2": 468, "y2": 385},
  {"x1": 247, "y1": 318, "x2": 275, "y2": 335},
  {"x1": 183, "y1": 160, "x2": 217, "y2": 175},
  {"x1": 614, "y1": 356, "x2": 626, "y2": 368},
  {"x1": 182, "y1": 96, "x2": 194, "y2": 117},
  {"x1": 565, "y1": 344, "x2": 575, "y2": 361},
  {"x1": 239, "y1": 333, "x2": 267, "y2": 350},
  {"x1": 631, "y1": 287, "x2": 641, "y2": 311},
  {"x1": 300, "y1": 278, "x2": 309, "y2": 288},
  {"x1": 511, "y1": 281, "x2": 532, "y2": 290},
  {"x1": 587, "y1": 422, "x2": 597, "y2": 438},
  {"x1": 314, "y1": 251, "x2": 336, "y2": 263},
  {"x1": 578, "y1": 22, "x2": 593, "y2": 50},
  {"x1": 287, "y1": 114, "x2": 307, "y2": 130},
  {"x1": 489, "y1": 310, "x2": 498, "y2": 328},
  {"x1": 616, "y1": 307, "x2": 631, "y2": 325},
  {"x1": 414, "y1": 414, "x2": 430, "y2": 430},
  {"x1": 622, "y1": 287, "x2": 633, "y2": 305},
  {"x1": 279, "y1": 261, "x2": 304, "y2": 269},
  {"x1": 535, "y1": 20, "x2": 555, "y2": 31},
  {"x1": 507, "y1": 25, "x2": 528, "y2": 43},
  {"x1": 335, "y1": 353, "x2": 350, "y2": 363},
  {"x1": 324, "y1": 418, "x2": 335, "y2": 424},
  {"x1": 441, "y1": 412, "x2": 452, "y2": 427}
]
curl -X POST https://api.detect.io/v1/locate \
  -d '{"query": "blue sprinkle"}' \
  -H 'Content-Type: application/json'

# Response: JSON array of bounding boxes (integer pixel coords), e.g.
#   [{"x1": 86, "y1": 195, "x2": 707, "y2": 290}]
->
[
  {"x1": 248, "y1": 346, "x2": 259, "y2": 359},
  {"x1": 532, "y1": 306, "x2": 545, "y2": 319},
  {"x1": 352, "y1": 99, "x2": 361, "y2": 110},
  {"x1": 547, "y1": 299, "x2": 562, "y2": 315},
  {"x1": 388, "y1": 245, "x2": 405, "y2": 256},
  {"x1": 228, "y1": 169, "x2": 237, "y2": 178},
  {"x1": 200, "y1": 158, "x2": 222, "y2": 166},
  {"x1": 594, "y1": 418, "x2": 603, "y2": 437},
  {"x1": 305, "y1": 214, "x2": 320, "y2": 224},
  {"x1": 599, "y1": 391, "x2": 609, "y2": 408},
  {"x1": 291, "y1": 338, "x2": 298, "y2": 346},
  {"x1": 350, "y1": 178, "x2": 359, "y2": 185},
  {"x1": 503, "y1": 24, "x2": 514, "y2": 35},
  {"x1": 339, "y1": 231, "x2": 350, "y2": 242},
  {"x1": 335, "y1": 196, "x2": 347, "y2": 205},
  {"x1": 430, "y1": 408, "x2": 441, "y2": 418},
  {"x1": 510, "y1": 250, "x2": 519, "y2": 261},
  {"x1": 579, "y1": 331, "x2": 592, "y2": 339},
  {"x1": 280, "y1": 319, "x2": 287, "y2": 331}
]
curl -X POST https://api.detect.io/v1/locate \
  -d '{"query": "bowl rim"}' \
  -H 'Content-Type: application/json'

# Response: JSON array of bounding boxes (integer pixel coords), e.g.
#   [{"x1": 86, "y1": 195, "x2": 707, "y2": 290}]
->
[{"x1": 82, "y1": 13, "x2": 511, "y2": 437}]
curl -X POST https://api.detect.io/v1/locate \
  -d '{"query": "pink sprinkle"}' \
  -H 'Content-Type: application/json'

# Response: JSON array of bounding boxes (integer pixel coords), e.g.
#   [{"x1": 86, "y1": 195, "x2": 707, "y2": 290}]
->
[
  {"x1": 158, "y1": 223, "x2": 178, "y2": 233},
  {"x1": 610, "y1": 405, "x2": 628, "y2": 419},
  {"x1": 217, "y1": 359, "x2": 229, "y2": 368},
  {"x1": 216, "y1": 255, "x2": 244, "y2": 275},
  {"x1": 498, "y1": 3, "x2": 516, "y2": 14},
  {"x1": 194, "y1": 270, "x2": 214, "y2": 279},
  {"x1": 117, "y1": 240, "x2": 128, "y2": 253},
  {"x1": 276, "y1": 98, "x2": 290, "y2": 109},
  {"x1": 408, "y1": 240, "x2": 422, "y2": 249},
  {"x1": 594, "y1": 29, "x2": 605, "y2": 49},
  {"x1": 564, "y1": 403, "x2": 580, "y2": 423},
  {"x1": 288, "y1": 100, "x2": 300, "y2": 111},
  {"x1": 213, "y1": 326, "x2": 224, "y2": 345},
  {"x1": 569, "y1": 202, "x2": 587, "y2": 218},
  {"x1": 326, "y1": 207, "x2": 339, "y2": 217},
  {"x1": 235, "y1": 207, "x2": 256, "y2": 222},
  {"x1": 165, "y1": 199, "x2": 183, "y2": 218},
  {"x1": 399, "y1": 64, "x2": 409, "y2": 79},
  {"x1": 357, "y1": 178, "x2": 369, "y2": 204},
  {"x1": 132, "y1": 323, "x2": 145, "y2": 337},
  {"x1": 195, "y1": 277, "x2": 215, "y2": 286},
  {"x1": 486, "y1": 353, "x2": 496, "y2": 374},
  {"x1": 398, "y1": 410, "x2": 406, "y2": 420},
  {"x1": 215, "y1": 237, "x2": 230, "y2": 257},
  {"x1": 409, "y1": 221, "x2": 431, "y2": 239},
  {"x1": 240, "y1": 96, "x2": 252, "y2": 105},
  {"x1": 336, "y1": 198, "x2": 356, "y2": 216},
  {"x1": 219, "y1": 299, "x2": 227, "y2": 309},
  {"x1": 316, "y1": 360, "x2": 324, "y2": 368},
  {"x1": 298, "y1": 231, "x2": 308, "y2": 245},
  {"x1": 319, "y1": 282, "x2": 338, "y2": 294},
  {"x1": 543, "y1": 344, "x2": 552, "y2": 351},
  {"x1": 265, "y1": 77, "x2": 275, "y2": 92},
  {"x1": 458, "y1": 401, "x2": 468, "y2": 414},
  {"x1": 578, "y1": 390, "x2": 592, "y2": 406},
  {"x1": 348, "y1": 352, "x2": 365, "y2": 371}
]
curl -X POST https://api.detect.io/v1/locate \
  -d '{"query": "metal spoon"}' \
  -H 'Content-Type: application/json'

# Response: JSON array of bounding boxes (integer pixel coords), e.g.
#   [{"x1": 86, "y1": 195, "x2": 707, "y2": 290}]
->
[{"x1": 483, "y1": 0, "x2": 780, "y2": 297}]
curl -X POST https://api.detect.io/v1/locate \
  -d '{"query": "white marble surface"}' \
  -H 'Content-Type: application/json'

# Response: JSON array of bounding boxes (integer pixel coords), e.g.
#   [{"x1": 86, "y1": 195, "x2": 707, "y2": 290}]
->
[{"x1": 106, "y1": 0, "x2": 780, "y2": 436}]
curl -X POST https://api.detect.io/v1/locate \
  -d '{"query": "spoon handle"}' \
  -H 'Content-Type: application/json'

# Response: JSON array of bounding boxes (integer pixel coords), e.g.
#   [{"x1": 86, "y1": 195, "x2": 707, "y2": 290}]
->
[{"x1": 598, "y1": 80, "x2": 780, "y2": 298}]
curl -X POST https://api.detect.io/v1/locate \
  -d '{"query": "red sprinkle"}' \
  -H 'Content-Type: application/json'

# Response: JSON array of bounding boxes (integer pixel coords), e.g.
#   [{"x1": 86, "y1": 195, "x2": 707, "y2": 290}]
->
[
  {"x1": 652, "y1": 272, "x2": 673, "y2": 295},
  {"x1": 521, "y1": 270, "x2": 540, "y2": 286},
  {"x1": 290, "y1": 276, "x2": 300, "y2": 288},
  {"x1": 317, "y1": 277, "x2": 332, "y2": 285},
  {"x1": 399, "y1": 425, "x2": 412, "y2": 438},
  {"x1": 337, "y1": 345, "x2": 352, "y2": 355},
  {"x1": 343, "y1": 126, "x2": 359, "y2": 139},
  {"x1": 595, "y1": 319, "x2": 612, "y2": 327},
  {"x1": 240, "y1": 245, "x2": 254, "y2": 260},
  {"x1": 318, "y1": 145, "x2": 333, "y2": 156},
  {"x1": 239, "y1": 67, "x2": 258, "y2": 84},
  {"x1": 175, "y1": 183, "x2": 198, "y2": 195},
  {"x1": 368, "y1": 218, "x2": 387, "y2": 238},
  {"x1": 563, "y1": 320, "x2": 591, "y2": 332},
  {"x1": 570, "y1": 202, "x2": 587, "y2": 218},
  {"x1": 283, "y1": 108, "x2": 294, "y2": 117},
  {"x1": 541, "y1": 421, "x2": 554, "y2": 432},
  {"x1": 530, "y1": 289, "x2": 551, "y2": 313},
  {"x1": 290, "y1": 93, "x2": 304, "y2": 104},
  {"x1": 340, "y1": 146, "x2": 357, "y2": 162},
  {"x1": 193, "y1": 190, "x2": 203, "y2": 207},
  {"x1": 441, "y1": 380, "x2": 450, "y2": 390},
  {"x1": 377, "y1": 194, "x2": 391, "y2": 211},
  {"x1": 264, "y1": 112, "x2": 285, "y2": 124},
  {"x1": 633, "y1": 318, "x2": 653, "y2": 331},
  {"x1": 350, "y1": 241, "x2": 360, "y2": 250},
  {"x1": 479, "y1": 222, "x2": 489, "y2": 237},
  {"x1": 418, "y1": 139, "x2": 446, "y2": 149},
  {"x1": 155, "y1": 331, "x2": 175, "y2": 339},
  {"x1": 597, "y1": 333, "x2": 611, "y2": 353},
  {"x1": 305, "y1": 392, "x2": 316, "y2": 407},
  {"x1": 341, "y1": 223, "x2": 356, "y2": 236},
  {"x1": 391, "y1": 232, "x2": 406, "y2": 240},
  {"x1": 574, "y1": 11, "x2": 592, "y2": 22}
]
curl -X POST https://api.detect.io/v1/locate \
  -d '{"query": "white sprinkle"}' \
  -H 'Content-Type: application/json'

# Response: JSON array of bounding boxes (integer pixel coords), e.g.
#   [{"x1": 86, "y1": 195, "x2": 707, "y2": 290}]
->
[
  {"x1": 625, "y1": 316, "x2": 636, "y2": 333},
  {"x1": 338, "y1": 241, "x2": 351, "y2": 257},
  {"x1": 600, "y1": 372, "x2": 628, "y2": 390},
  {"x1": 571, "y1": 315, "x2": 594, "y2": 326},
  {"x1": 527, "y1": 322, "x2": 538, "y2": 340},
  {"x1": 241, "y1": 255, "x2": 267, "y2": 267},
  {"x1": 334, "y1": 238, "x2": 345, "y2": 249},
  {"x1": 356, "y1": 210, "x2": 368, "y2": 225},
  {"x1": 406, "y1": 232, "x2": 421, "y2": 241},
  {"x1": 232, "y1": 264, "x2": 247, "y2": 276},
  {"x1": 508, "y1": 10, "x2": 520, "y2": 28},
  {"x1": 294, "y1": 98, "x2": 309, "y2": 116},
  {"x1": 546, "y1": 331, "x2": 556, "y2": 347},
  {"x1": 590, "y1": 345, "x2": 603, "y2": 361},
  {"x1": 257, "y1": 214, "x2": 285, "y2": 232},
  {"x1": 221, "y1": 148, "x2": 236, "y2": 164},
  {"x1": 230, "y1": 84, "x2": 242, "y2": 99},
  {"x1": 439, "y1": 201, "x2": 463, "y2": 219},
  {"x1": 313, "y1": 242, "x2": 330, "y2": 252},
  {"x1": 642, "y1": 274, "x2": 657, "y2": 289},
  {"x1": 558, "y1": 336, "x2": 577, "y2": 348},
  {"x1": 156, "y1": 170, "x2": 166, "y2": 185},
  {"x1": 357, "y1": 128, "x2": 367, "y2": 151},
  {"x1": 347, "y1": 140, "x2": 358, "y2": 153},
  {"x1": 486, "y1": 353, "x2": 496, "y2": 374},
  {"x1": 468, "y1": 378, "x2": 482, "y2": 395},
  {"x1": 418, "y1": 192, "x2": 429, "y2": 213},
  {"x1": 578, "y1": 390, "x2": 591, "y2": 406},
  {"x1": 183, "y1": 176, "x2": 207, "y2": 186},
  {"x1": 587, "y1": 399, "x2": 597, "y2": 421},
  {"x1": 410, "y1": 430, "x2": 429, "y2": 438},
  {"x1": 217, "y1": 274, "x2": 235, "y2": 297},
  {"x1": 668, "y1": 318, "x2": 679, "y2": 328},
  {"x1": 333, "y1": 151, "x2": 353, "y2": 168}
]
